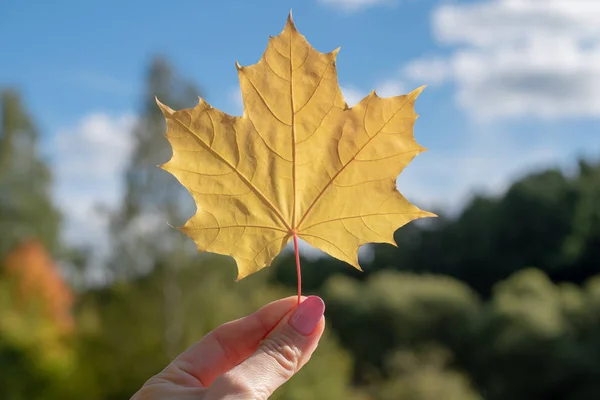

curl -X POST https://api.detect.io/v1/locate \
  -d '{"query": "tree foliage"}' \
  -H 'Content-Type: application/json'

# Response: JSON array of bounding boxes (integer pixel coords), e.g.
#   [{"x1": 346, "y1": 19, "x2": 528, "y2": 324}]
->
[
  {"x1": 0, "y1": 89, "x2": 61, "y2": 259},
  {"x1": 0, "y1": 241, "x2": 75, "y2": 400}
]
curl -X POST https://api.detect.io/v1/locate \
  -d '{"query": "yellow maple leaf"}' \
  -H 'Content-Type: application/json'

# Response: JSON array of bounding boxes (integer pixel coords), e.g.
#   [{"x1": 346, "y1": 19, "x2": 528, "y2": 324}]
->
[{"x1": 158, "y1": 13, "x2": 435, "y2": 284}]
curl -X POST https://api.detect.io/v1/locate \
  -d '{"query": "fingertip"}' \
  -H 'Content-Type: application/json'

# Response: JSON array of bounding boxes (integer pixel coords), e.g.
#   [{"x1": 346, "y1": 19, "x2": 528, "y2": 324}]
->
[
  {"x1": 289, "y1": 296, "x2": 326, "y2": 336},
  {"x1": 207, "y1": 297, "x2": 327, "y2": 398}
]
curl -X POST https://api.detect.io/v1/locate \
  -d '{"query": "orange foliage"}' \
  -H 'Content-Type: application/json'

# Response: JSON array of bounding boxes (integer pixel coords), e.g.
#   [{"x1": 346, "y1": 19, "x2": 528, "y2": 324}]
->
[{"x1": 3, "y1": 240, "x2": 74, "y2": 333}]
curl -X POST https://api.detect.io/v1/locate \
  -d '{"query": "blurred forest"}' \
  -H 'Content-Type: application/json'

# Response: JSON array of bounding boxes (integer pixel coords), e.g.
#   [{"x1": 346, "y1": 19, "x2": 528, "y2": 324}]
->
[{"x1": 1, "y1": 58, "x2": 599, "y2": 400}]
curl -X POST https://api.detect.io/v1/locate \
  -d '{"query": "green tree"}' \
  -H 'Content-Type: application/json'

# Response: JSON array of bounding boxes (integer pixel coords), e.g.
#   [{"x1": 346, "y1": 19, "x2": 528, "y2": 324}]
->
[
  {"x1": 561, "y1": 161, "x2": 600, "y2": 282},
  {"x1": 369, "y1": 162, "x2": 599, "y2": 297},
  {"x1": 0, "y1": 89, "x2": 61, "y2": 259},
  {"x1": 106, "y1": 57, "x2": 201, "y2": 359},
  {"x1": 373, "y1": 345, "x2": 482, "y2": 400},
  {"x1": 323, "y1": 271, "x2": 480, "y2": 383},
  {"x1": 463, "y1": 268, "x2": 600, "y2": 400},
  {"x1": 108, "y1": 57, "x2": 200, "y2": 277}
]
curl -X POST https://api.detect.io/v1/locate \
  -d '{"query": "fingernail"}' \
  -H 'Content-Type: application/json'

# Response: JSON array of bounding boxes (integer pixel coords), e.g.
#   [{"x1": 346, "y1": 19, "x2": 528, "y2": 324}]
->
[{"x1": 288, "y1": 296, "x2": 325, "y2": 336}]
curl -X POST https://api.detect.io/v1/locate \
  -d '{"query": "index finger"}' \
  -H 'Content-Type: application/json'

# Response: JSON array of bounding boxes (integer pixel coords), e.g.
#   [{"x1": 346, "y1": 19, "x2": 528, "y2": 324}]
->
[{"x1": 167, "y1": 296, "x2": 303, "y2": 387}]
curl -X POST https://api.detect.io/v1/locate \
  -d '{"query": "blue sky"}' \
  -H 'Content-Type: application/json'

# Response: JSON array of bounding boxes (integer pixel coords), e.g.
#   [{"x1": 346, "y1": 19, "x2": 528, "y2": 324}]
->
[
  {"x1": 1, "y1": 0, "x2": 599, "y2": 249},
  {"x1": 2, "y1": 0, "x2": 436, "y2": 127}
]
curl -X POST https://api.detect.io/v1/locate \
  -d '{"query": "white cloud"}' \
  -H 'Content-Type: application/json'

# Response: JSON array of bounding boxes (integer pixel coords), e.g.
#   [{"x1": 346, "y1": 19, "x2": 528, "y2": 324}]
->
[
  {"x1": 50, "y1": 113, "x2": 136, "y2": 249},
  {"x1": 340, "y1": 85, "x2": 364, "y2": 107},
  {"x1": 228, "y1": 87, "x2": 244, "y2": 115},
  {"x1": 342, "y1": 81, "x2": 411, "y2": 106},
  {"x1": 403, "y1": 57, "x2": 450, "y2": 86},
  {"x1": 403, "y1": 0, "x2": 600, "y2": 120},
  {"x1": 433, "y1": 1, "x2": 600, "y2": 47},
  {"x1": 318, "y1": 0, "x2": 396, "y2": 12},
  {"x1": 376, "y1": 79, "x2": 406, "y2": 97}
]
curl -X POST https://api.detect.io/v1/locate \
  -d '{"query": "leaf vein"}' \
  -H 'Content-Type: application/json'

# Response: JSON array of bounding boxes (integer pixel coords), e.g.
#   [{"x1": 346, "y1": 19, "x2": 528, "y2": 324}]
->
[
  {"x1": 297, "y1": 92, "x2": 419, "y2": 229},
  {"x1": 166, "y1": 111, "x2": 290, "y2": 230},
  {"x1": 239, "y1": 68, "x2": 291, "y2": 127},
  {"x1": 301, "y1": 212, "x2": 427, "y2": 231}
]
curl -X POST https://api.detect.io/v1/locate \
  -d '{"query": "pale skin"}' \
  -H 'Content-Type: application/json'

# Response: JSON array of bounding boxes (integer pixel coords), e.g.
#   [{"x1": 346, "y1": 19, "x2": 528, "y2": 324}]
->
[{"x1": 132, "y1": 296, "x2": 326, "y2": 400}]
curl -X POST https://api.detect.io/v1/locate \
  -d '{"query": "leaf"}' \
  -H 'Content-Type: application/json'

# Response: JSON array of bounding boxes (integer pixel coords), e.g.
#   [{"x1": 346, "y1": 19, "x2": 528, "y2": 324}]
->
[{"x1": 158, "y1": 13, "x2": 436, "y2": 281}]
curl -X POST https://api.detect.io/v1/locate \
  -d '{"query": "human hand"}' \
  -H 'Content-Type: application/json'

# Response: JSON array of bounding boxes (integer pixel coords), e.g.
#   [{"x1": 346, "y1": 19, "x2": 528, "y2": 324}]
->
[{"x1": 132, "y1": 296, "x2": 326, "y2": 400}]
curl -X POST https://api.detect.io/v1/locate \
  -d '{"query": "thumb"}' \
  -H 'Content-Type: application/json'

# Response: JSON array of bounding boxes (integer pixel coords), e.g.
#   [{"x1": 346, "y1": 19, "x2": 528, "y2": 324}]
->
[{"x1": 206, "y1": 296, "x2": 325, "y2": 400}]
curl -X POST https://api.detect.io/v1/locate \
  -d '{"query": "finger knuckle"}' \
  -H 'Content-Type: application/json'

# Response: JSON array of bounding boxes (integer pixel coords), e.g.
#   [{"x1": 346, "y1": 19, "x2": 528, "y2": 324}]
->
[
  {"x1": 260, "y1": 333, "x2": 302, "y2": 377},
  {"x1": 131, "y1": 379, "x2": 165, "y2": 400},
  {"x1": 211, "y1": 376, "x2": 265, "y2": 400},
  {"x1": 245, "y1": 385, "x2": 272, "y2": 400}
]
